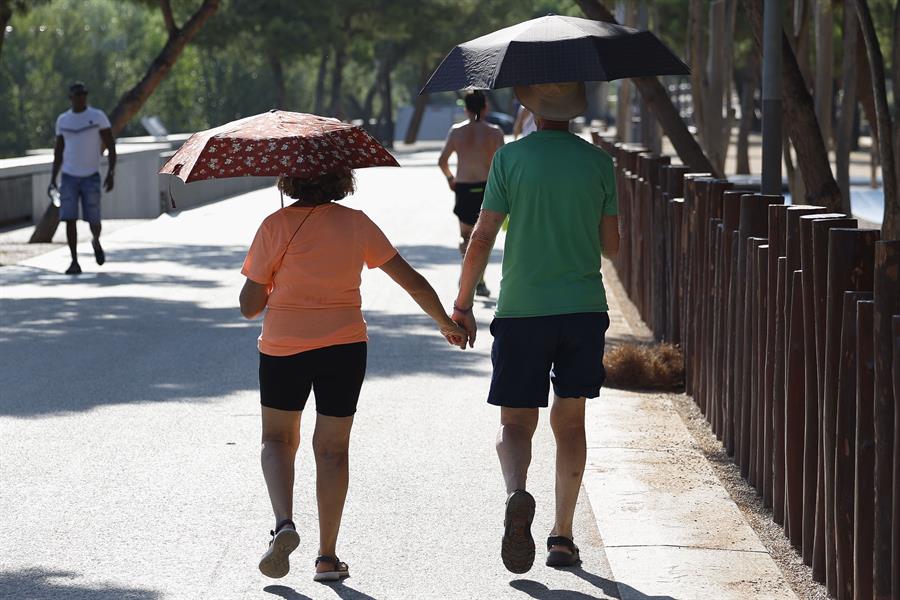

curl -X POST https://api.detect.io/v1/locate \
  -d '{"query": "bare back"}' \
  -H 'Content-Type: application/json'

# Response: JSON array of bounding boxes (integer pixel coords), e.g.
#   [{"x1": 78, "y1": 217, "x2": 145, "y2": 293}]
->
[{"x1": 442, "y1": 120, "x2": 504, "y2": 183}]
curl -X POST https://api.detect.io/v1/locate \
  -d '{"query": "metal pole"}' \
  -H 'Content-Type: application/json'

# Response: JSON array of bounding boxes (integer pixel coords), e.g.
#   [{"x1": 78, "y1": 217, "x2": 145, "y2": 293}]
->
[{"x1": 761, "y1": 0, "x2": 782, "y2": 195}]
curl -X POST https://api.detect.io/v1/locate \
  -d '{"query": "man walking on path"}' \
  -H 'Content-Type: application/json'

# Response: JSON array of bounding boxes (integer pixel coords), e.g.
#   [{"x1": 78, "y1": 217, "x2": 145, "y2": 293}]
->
[
  {"x1": 51, "y1": 81, "x2": 116, "y2": 275},
  {"x1": 452, "y1": 82, "x2": 620, "y2": 574},
  {"x1": 438, "y1": 91, "x2": 504, "y2": 297}
]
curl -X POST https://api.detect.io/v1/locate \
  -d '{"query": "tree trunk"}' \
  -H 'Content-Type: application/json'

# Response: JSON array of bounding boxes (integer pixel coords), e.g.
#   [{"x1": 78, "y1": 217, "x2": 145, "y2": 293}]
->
[
  {"x1": 577, "y1": 0, "x2": 722, "y2": 177},
  {"x1": 379, "y1": 61, "x2": 394, "y2": 148},
  {"x1": 268, "y1": 53, "x2": 285, "y2": 109},
  {"x1": 404, "y1": 59, "x2": 430, "y2": 145},
  {"x1": 0, "y1": 4, "x2": 12, "y2": 59},
  {"x1": 314, "y1": 49, "x2": 328, "y2": 115},
  {"x1": 792, "y1": 0, "x2": 814, "y2": 87},
  {"x1": 705, "y1": 0, "x2": 728, "y2": 173},
  {"x1": 814, "y1": 0, "x2": 834, "y2": 148},
  {"x1": 783, "y1": 128, "x2": 806, "y2": 200},
  {"x1": 736, "y1": 62, "x2": 758, "y2": 175},
  {"x1": 741, "y1": 0, "x2": 842, "y2": 210},
  {"x1": 835, "y1": 4, "x2": 858, "y2": 212},
  {"x1": 638, "y1": 0, "x2": 661, "y2": 153},
  {"x1": 856, "y1": 0, "x2": 899, "y2": 239},
  {"x1": 689, "y1": 0, "x2": 706, "y2": 146},
  {"x1": 329, "y1": 43, "x2": 346, "y2": 120},
  {"x1": 616, "y1": 0, "x2": 636, "y2": 142},
  {"x1": 107, "y1": 0, "x2": 221, "y2": 135},
  {"x1": 361, "y1": 74, "x2": 379, "y2": 125}
]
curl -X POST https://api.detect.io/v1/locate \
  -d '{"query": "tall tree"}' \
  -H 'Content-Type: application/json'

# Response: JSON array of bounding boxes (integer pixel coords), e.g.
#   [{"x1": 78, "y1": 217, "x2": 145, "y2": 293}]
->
[
  {"x1": 107, "y1": 0, "x2": 221, "y2": 134},
  {"x1": 741, "y1": 0, "x2": 843, "y2": 211},
  {"x1": 854, "y1": 0, "x2": 899, "y2": 236},
  {"x1": 576, "y1": 0, "x2": 722, "y2": 177},
  {"x1": 0, "y1": 0, "x2": 51, "y2": 60}
]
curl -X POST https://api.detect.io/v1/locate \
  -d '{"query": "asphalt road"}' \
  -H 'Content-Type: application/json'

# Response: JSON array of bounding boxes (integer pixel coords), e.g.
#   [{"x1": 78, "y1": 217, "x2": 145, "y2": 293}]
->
[{"x1": 0, "y1": 163, "x2": 620, "y2": 599}]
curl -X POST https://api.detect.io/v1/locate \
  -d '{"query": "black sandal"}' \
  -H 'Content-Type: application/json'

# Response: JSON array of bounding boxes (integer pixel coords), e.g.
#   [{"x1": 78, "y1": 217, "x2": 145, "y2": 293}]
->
[
  {"x1": 502, "y1": 489, "x2": 536, "y2": 574},
  {"x1": 546, "y1": 535, "x2": 581, "y2": 567},
  {"x1": 313, "y1": 554, "x2": 350, "y2": 582}
]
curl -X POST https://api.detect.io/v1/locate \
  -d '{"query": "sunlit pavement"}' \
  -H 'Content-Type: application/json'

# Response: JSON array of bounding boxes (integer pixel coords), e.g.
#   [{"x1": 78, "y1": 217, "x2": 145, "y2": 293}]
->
[{"x1": 0, "y1": 158, "x2": 624, "y2": 599}]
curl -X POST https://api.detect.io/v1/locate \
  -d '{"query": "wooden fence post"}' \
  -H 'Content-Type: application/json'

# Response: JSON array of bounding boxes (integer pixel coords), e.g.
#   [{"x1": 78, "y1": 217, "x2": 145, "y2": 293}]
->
[
  {"x1": 835, "y1": 291, "x2": 874, "y2": 600},
  {"x1": 766, "y1": 204, "x2": 790, "y2": 513},
  {"x1": 874, "y1": 241, "x2": 900, "y2": 600},
  {"x1": 855, "y1": 300, "x2": 876, "y2": 600},
  {"x1": 774, "y1": 256, "x2": 788, "y2": 525},
  {"x1": 820, "y1": 228, "x2": 880, "y2": 591}
]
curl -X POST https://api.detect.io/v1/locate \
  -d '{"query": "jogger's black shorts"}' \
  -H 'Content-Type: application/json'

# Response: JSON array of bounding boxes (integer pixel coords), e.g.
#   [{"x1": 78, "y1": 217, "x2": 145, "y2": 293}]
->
[
  {"x1": 488, "y1": 312, "x2": 610, "y2": 408},
  {"x1": 258, "y1": 342, "x2": 367, "y2": 417},
  {"x1": 453, "y1": 181, "x2": 486, "y2": 227}
]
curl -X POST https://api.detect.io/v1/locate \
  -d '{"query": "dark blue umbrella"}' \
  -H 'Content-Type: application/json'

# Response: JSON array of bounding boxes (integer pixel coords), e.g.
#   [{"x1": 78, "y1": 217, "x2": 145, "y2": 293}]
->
[{"x1": 421, "y1": 14, "x2": 689, "y2": 94}]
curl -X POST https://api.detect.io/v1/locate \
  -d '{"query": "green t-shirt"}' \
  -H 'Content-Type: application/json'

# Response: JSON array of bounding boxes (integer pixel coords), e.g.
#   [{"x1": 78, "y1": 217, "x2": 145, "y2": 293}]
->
[{"x1": 482, "y1": 130, "x2": 618, "y2": 318}]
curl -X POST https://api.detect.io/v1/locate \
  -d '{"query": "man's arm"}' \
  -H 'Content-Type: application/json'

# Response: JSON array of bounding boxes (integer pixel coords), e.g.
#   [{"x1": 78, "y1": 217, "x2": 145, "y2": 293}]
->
[
  {"x1": 99, "y1": 128, "x2": 116, "y2": 192},
  {"x1": 600, "y1": 215, "x2": 620, "y2": 258},
  {"x1": 437, "y1": 129, "x2": 456, "y2": 190},
  {"x1": 51, "y1": 136, "x2": 64, "y2": 187},
  {"x1": 452, "y1": 209, "x2": 505, "y2": 346}
]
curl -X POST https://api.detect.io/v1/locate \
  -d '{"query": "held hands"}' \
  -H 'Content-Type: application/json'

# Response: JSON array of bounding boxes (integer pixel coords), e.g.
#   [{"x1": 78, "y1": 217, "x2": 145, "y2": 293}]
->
[
  {"x1": 451, "y1": 305, "x2": 477, "y2": 348},
  {"x1": 446, "y1": 175, "x2": 456, "y2": 191},
  {"x1": 439, "y1": 317, "x2": 468, "y2": 349},
  {"x1": 104, "y1": 171, "x2": 115, "y2": 192}
]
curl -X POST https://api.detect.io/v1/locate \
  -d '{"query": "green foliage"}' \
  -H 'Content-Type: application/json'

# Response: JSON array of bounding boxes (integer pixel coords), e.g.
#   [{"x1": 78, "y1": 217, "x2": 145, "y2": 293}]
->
[{"x1": 7, "y1": 0, "x2": 891, "y2": 159}]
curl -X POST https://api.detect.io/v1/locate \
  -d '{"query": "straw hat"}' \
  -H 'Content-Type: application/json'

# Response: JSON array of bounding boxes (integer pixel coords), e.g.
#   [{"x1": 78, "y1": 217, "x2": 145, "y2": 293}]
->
[{"x1": 514, "y1": 82, "x2": 587, "y2": 121}]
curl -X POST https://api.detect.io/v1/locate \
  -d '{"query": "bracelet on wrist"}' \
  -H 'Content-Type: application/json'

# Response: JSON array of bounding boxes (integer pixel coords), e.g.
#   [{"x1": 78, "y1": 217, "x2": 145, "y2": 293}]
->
[{"x1": 453, "y1": 302, "x2": 473, "y2": 314}]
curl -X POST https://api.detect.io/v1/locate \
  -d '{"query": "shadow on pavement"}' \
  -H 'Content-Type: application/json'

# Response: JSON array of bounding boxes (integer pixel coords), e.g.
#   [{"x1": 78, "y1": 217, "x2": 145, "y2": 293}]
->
[
  {"x1": 0, "y1": 245, "x2": 249, "y2": 287},
  {"x1": 0, "y1": 294, "x2": 487, "y2": 416},
  {"x1": 511, "y1": 566, "x2": 677, "y2": 600},
  {"x1": 264, "y1": 581, "x2": 377, "y2": 600},
  {"x1": 395, "y1": 244, "x2": 503, "y2": 268},
  {"x1": 0, "y1": 567, "x2": 159, "y2": 599}
]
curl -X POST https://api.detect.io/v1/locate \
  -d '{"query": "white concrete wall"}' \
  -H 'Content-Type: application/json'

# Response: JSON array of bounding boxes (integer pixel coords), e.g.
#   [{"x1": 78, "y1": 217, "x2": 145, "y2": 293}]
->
[{"x1": 0, "y1": 140, "x2": 272, "y2": 222}]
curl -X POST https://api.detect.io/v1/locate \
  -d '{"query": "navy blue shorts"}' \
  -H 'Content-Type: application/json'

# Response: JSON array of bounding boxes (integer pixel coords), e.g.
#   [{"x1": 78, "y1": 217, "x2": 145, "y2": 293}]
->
[{"x1": 488, "y1": 312, "x2": 610, "y2": 408}]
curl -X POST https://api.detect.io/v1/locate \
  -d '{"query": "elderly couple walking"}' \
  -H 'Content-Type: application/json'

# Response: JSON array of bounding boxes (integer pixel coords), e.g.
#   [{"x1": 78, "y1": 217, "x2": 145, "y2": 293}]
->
[{"x1": 239, "y1": 82, "x2": 620, "y2": 582}]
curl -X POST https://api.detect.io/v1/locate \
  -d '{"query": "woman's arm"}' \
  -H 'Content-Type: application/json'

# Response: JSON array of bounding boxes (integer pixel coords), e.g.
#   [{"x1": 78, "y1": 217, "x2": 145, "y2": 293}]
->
[
  {"x1": 378, "y1": 254, "x2": 468, "y2": 348},
  {"x1": 239, "y1": 278, "x2": 269, "y2": 319}
]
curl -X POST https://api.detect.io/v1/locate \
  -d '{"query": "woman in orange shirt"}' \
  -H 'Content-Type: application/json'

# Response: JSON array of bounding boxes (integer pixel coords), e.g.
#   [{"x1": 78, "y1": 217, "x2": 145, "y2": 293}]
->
[{"x1": 240, "y1": 172, "x2": 466, "y2": 582}]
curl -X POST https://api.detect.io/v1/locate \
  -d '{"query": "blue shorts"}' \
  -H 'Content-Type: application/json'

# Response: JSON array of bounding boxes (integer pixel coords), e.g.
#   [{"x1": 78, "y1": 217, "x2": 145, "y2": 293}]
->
[
  {"x1": 59, "y1": 173, "x2": 101, "y2": 223},
  {"x1": 488, "y1": 312, "x2": 610, "y2": 408}
]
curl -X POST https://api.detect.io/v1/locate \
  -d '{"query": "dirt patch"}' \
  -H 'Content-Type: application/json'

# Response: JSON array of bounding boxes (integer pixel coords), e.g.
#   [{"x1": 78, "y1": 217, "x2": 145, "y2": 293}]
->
[
  {"x1": 604, "y1": 343, "x2": 684, "y2": 391},
  {"x1": 671, "y1": 393, "x2": 828, "y2": 600}
]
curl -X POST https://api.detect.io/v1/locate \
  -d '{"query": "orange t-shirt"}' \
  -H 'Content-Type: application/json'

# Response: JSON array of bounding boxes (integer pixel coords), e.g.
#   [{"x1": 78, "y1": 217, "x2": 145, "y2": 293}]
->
[{"x1": 241, "y1": 203, "x2": 398, "y2": 356}]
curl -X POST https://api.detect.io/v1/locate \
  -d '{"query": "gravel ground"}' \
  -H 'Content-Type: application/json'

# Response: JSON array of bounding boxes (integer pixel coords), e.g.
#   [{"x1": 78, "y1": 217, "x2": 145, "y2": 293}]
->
[{"x1": 672, "y1": 395, "x2": 828, "y2": 600}]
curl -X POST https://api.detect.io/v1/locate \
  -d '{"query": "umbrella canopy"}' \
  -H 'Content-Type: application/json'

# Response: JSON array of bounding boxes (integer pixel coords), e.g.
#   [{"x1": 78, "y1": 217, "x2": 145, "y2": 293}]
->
[
  {"x1": 421, "y1": 14, "x2": 689, "y2": 94},
  {"x1": 160, "y1": 110, "x2": 399, "y2": 184}
]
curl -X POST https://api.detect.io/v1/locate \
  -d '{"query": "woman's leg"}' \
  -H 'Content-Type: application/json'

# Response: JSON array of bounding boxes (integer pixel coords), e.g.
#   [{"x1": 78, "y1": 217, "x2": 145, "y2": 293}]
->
[
  {"x1": 313, "y1": 414, "x2": 354, "y2": 569},
  {"x1": 261, "y1": 406, "x2": 302, "y2": 528}
]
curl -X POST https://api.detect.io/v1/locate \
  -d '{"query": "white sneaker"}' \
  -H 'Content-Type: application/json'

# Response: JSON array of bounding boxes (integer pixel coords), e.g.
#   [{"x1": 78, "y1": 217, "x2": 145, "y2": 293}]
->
[{"x1": 258, "y1": 524, "x2": 300, "y2": 579}]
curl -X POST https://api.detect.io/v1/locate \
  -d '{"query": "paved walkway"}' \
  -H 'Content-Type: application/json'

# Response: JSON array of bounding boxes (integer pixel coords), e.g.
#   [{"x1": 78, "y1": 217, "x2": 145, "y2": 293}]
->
[{"x1": 1, "y1": 159, "x2": 794, "y2": 599}]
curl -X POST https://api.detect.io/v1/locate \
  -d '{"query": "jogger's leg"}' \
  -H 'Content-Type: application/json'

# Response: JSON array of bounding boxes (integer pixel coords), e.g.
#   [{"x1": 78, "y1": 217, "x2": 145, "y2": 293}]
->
[
  {"x1": 549, "y1": 395, "x2": 587, "y2": 546},
  {"x1": 313, "y1": 414, "x2": 354, "y2": 564},
  {"x1": 260, "y1": 406, "x2": 302, "y2": 528},
  {"x1": 497, "y1": 407, "x2": 539, "y2": 493}
]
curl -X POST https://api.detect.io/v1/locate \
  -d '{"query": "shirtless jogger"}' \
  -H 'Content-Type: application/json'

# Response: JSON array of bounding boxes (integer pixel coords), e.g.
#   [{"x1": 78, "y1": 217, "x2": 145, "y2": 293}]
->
[{"x1": 438, "y1": 91, "x2": 504, "y2": 297}]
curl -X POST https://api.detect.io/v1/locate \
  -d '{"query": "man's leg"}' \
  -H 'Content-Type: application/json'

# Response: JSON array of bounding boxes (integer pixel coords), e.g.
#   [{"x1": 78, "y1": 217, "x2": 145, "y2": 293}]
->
[
  {"x1": 83, "y1": 175, "x2": 104, "y2": 265},
  {"x1": 497, "y1": 407, "x2": 539, "y2": 492},
  {"x1": 549, "y1": 395, "x2": 587, "y2": 552},
  {"x1": 65, "y1": 220, "x2": 78, "y2": 262}
]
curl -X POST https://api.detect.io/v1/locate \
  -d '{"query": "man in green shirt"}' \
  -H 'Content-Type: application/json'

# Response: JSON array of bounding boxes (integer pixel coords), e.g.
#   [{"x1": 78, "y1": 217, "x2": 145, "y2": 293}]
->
[{"x1": 452, "y1": 82, "x2": 620, "y2": 574}]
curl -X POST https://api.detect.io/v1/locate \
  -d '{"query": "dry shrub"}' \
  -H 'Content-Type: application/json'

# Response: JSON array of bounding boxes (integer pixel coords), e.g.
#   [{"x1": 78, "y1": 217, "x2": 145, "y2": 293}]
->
[{"x1": 603, "y1": 343, "x2": 684, "y2": 391}]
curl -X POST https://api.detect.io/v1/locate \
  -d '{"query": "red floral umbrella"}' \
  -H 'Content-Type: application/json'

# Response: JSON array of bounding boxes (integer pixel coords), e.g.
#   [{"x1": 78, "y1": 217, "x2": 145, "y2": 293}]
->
[{"x1": 159, "y1": 110, "x2": 399, "y2": 183}]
